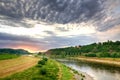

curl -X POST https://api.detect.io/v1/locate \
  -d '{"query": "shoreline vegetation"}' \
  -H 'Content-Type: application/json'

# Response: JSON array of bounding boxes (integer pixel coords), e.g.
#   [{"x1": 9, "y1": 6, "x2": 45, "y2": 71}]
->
[
  {"x1": 73, "y1": 57, "x2": 120, "y2": 67},
  {"x1": 1, "y1": 56, "x2": 120, "y2": 80},
  {"x1": 0, "y1": 56, "x2": 92, "y2": 80},
  {"x1": 46, "y1": 41, "x2": 120, "y2": 58}
]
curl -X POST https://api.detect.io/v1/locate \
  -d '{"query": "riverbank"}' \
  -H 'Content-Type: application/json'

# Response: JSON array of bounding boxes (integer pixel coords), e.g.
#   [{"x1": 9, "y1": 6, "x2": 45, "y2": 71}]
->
[
  {"x1": 74, "y1": 71, "x2": 93, "y2": 80},
  {"x1": 57, "y1": 59, "x2": 94, "y2": 80},
  {"x1": 0, "y1": 57, "x2": 80, "y2": 80},
  {"x1": 74, "y1": 57, "x2": 120, "y2": 67}
]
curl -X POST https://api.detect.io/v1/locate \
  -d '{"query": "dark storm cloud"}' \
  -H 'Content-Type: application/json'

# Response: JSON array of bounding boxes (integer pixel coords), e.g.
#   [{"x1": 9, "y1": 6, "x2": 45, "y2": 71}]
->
[{"x1": 0, "y1": 0, "x2": 104, "y2": 24}]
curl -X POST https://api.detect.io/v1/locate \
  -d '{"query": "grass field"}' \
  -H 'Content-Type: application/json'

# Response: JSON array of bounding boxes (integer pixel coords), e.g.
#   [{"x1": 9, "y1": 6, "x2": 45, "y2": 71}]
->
[
  {"x1": 0, "y1": 54, "x2": 19, "y2": 60},
  {"x1": 0, "y1": 59, "x2": 59, "y2": 80},
  {"x1": 0, "y1": 56, "x2": 39, "y2": 78},
  {"x1": 0, "y1": 57, "x2": 75, "y2": 80}
]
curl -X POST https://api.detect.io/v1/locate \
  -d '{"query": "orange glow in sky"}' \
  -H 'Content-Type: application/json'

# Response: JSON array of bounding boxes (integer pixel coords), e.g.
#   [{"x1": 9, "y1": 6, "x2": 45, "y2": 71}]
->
[{"x1": 13, "y1": 45, "x2": 41, "y2": 53}]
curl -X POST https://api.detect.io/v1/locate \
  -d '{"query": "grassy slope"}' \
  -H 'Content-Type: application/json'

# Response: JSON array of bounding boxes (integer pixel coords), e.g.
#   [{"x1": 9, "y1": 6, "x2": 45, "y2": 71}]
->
[
  {"x1": 61, "y1": 64, "x2": 74, "y2": 80},
  {"x1": 0, "y1": 59, "x2": 75, "y2": 80},
  {"x1": 0, "y1": 54, "x2": 19, "y2": 60},
  {"x1": 0, "y1": 56, "x2": 39, "y2": 78}
]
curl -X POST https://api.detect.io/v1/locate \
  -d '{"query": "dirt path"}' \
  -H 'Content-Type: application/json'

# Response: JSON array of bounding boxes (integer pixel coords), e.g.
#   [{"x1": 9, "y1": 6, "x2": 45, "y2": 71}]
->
[{"x1": 0, "y1": 56, "x2": 39, "y2": 78}]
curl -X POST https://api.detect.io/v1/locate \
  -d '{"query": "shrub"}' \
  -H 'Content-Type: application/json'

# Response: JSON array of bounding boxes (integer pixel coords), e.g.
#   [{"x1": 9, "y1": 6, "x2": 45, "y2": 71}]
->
[
  {"x1": 38, "y1": 60, "x2": 46, "y2": 65},
  {"x1": 40, "y1": 68, "x2": 47, "y2": 75},
  {"x1": 85, "y1": 53, "x2": 96, "y2": 57},
  {"x1": 36, "y1": 64, "x2": 42, "y2": 67},
  {"x1": 43, "y1": 57, "x2": 48, "y2": 61}
]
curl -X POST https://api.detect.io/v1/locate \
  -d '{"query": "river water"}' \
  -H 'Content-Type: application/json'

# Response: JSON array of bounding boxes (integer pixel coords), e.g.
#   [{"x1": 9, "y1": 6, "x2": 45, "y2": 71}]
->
[{"x1": 57, "y1": 59, "x2": 120, "y2": 80}]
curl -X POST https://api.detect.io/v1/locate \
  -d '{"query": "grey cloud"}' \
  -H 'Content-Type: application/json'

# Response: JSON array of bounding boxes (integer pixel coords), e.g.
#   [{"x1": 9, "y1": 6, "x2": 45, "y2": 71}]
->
[
  {"x1": 95, "y1": 0, "x2": 120, "y2": 31},
  {"x1": 0, "y1": 32, "x2": 58, "y2": 50},
  {"x1": 0, "y1": 32, "x2": 47, "y2": 47},
  {"x1": 0, "y1": 0, "x2": 120, "y2": 51},
  {"x1": 40, "y1": 35, "x2": 98, "y2": 49},
  {"x1": 97, "y1": 17, "x2": 120, "y2": 31},
  {"x1": 0, "y1": 16, "x2": 31, "y2": 28},
  {"x1": 0, "y1": 32, "x2": 35, "y2": 43},
  {"x1": 112, "y1": 33, "x2": 120, "y2": 41},
  {"x1": 55, "y1": 27, "x2": 69, "y2": 32},
  {"x1": 0, "y1": 0, "x2": 104, "y2": 24},
  {"x1": 44, "y1": 31, "x2": 56, "y2": 36}
]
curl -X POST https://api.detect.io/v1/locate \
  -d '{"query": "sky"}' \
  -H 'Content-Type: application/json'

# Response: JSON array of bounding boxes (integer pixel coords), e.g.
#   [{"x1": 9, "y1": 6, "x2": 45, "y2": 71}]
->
[{"x1": 0, "y1": 0, "x2": 120, "y2": 52}]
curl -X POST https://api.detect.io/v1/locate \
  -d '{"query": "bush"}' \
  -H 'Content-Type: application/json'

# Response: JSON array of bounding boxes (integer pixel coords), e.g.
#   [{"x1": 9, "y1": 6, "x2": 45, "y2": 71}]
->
[
  {"x1": 40, "y1": 68, "x2": 47, "y2": 75},
  {"x1": 38, "y1": 60, "x2": 46, "y2": 65},
  {"x1": 98, "y1": 52, "x2": 110, "y2": 57},
  {"x1": 36, "y1": 64, "x2": 42, "y2": 67},
  {"x1": 85, "y1": 53, "x2": 96, "y2": 57},
  {"x1": 43, "y1": 57, "x2": 48, "y2": 61},
  {"x1": 110, "y1": 52, "x2": 120, "y2": 58}
]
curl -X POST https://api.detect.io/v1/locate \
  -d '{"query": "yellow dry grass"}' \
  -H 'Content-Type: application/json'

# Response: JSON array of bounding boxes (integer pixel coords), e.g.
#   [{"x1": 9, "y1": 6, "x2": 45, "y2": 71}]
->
[
  {"x1": 77, "y1": 57, "x2": 120, "y2": 67},
  {"x1": 0, "y1": 56, "x2": 39, "y2": 78}
]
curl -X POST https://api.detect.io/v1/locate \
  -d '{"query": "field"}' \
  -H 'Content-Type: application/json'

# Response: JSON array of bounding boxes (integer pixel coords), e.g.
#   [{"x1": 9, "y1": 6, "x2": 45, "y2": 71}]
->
[
  {"x1": 0, "y1": 56, "x2": 39, "y2": 78},
  {"x1": 0, "y1": 54, "x2": 19, "y2": 60},
  {"x1": 0, "y1": 57, "x2": 75, "y2": 80}
]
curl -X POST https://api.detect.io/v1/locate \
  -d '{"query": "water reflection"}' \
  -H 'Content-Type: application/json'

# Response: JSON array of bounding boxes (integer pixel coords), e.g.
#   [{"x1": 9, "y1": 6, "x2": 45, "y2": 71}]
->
[{"x1": 57, "y1": 59, "x2": 120, "y2": 80}]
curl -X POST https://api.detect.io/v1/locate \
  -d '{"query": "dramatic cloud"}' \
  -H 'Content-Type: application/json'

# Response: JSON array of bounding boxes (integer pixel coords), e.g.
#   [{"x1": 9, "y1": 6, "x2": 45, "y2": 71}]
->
[
  {"x1": 0, "y1": 0, "x2": 120, "y2": 52},
  {"x1": 0, "y1": 0, "x2": 104, "y2": 23}
]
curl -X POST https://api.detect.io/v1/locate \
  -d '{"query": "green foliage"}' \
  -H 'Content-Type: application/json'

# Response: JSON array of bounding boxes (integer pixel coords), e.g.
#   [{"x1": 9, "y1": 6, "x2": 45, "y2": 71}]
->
[
  {"x1": 46, "y1": 41, "x2": 120, "y2": 58},
  {"x1": 0, "y1": 48, "x2": 30, "y2": 54},
  {"x1": 37, "y1": 57, "x2": 48, "y2": 66},
  {"x1": 36, "y1": 64, "x2": 42, "y2": 67},
  {"x1": 61, "y1": 64, "x2": 74, "y2": 80},
  {"x1": 40, "y1": 67, "x2": 47, "y2": 75},
  {"x1": 38, "y1": 60, "x2": 46, "y2": 65},
  {"x1": 0, "y1": 59, "x2": 59, "y2": 80},
  {"x1": 43, "y1": 57, "x2": 48, "y2": 61},
  {"x1": 84, "y1": 53, "x2": 96, "y2": 57},
  {"x1": 0, "y1": 54, "x2": 19, "y2": 60}
]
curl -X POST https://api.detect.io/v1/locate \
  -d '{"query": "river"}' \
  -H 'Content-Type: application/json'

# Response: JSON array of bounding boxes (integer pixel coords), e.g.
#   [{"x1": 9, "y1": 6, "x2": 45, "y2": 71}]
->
[{"x1": 57, "y1": 59, "x2": 120, "y2": 80}]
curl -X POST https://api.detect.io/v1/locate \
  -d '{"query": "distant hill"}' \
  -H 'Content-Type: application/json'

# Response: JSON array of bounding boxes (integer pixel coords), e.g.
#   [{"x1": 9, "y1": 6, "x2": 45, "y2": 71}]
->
[
  {"x1": 0, "y1": 48, "x2": 30, "y2": 54},
  {"x1": 46, "y1": 41, "x2": 120, "y2": 58}
]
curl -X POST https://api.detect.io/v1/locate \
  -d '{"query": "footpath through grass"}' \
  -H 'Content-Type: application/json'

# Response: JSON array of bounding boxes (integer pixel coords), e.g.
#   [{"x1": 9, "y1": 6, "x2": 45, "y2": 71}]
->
[{"x1": 0, "y1": 57, "x2": 75, "y2": 80}]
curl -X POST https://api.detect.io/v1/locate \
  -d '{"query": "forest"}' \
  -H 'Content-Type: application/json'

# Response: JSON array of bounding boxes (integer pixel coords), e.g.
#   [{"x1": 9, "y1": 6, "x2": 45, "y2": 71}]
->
[{"x1": 46, "y1": 41, "x2": 120, "y2": 58}]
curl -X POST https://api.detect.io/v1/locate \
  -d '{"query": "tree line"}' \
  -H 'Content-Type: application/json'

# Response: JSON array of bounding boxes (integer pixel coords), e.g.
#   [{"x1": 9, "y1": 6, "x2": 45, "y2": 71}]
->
[
  {"x1": 46, "y1": 41, "x2": 120, "y2": 58},
  {"x1": 0, "y1": 48, "x2": 30, "y2": 54}
]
